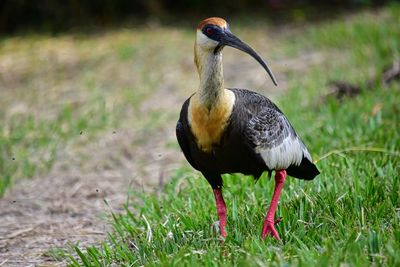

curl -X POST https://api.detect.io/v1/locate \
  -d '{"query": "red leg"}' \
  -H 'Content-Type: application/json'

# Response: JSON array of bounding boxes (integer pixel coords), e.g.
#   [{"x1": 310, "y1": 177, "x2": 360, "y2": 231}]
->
[
  {"x1": 213, "y1": 188, "x2": 227, "y2": 238},
  {"x1": 262, "y1": 170, "x2": 287, "y2": 240}
]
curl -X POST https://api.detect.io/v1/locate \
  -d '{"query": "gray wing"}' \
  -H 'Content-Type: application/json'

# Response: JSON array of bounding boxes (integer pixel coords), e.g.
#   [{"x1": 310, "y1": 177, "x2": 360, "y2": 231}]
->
[{"x1": 245, "y1": 108, "x2": 312, "y2": 170}]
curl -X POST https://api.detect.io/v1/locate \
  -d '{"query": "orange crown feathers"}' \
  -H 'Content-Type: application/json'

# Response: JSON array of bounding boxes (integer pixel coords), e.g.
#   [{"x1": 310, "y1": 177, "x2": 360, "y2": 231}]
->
[{"x1": 197, "y1": 17, "x2": 227, "y2": 30}]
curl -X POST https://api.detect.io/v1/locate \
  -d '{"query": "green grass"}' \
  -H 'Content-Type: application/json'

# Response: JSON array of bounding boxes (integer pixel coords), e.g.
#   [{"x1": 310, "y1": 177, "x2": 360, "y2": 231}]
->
[
  {"x1": 64, "y1": 4, "x2": 400, "y2": 267},
  {"x1": 68, "y1": 86, "x2": 400, "y2": 266}
]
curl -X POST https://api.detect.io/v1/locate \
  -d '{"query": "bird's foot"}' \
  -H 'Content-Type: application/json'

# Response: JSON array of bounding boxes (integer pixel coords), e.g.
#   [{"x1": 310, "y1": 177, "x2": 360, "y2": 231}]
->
[
  {"x1": 220, "y1": 227, "x2": 227, "y2": 239},
  {"x1": 216, "y1": 215, "x2": 227, "y2": 238},
  {"x1": 212, "y1": 220, "x2": 227, "y2": 239},
  {"x1": 261, "y1": 218, "x2": 282, "y2": 240},
  {"x1": 219, "y1": 222, "x2": 227, "y2": 240}
]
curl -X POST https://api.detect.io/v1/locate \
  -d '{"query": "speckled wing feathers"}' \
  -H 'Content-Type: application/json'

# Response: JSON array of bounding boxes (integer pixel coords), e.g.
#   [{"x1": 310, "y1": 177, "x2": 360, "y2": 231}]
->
[
  {"x1": 245, "y1": 109, "x2": 290, "y2": 149},
  {"x1": 231, "y1": 89, "x2": 312, "y2": 170}
]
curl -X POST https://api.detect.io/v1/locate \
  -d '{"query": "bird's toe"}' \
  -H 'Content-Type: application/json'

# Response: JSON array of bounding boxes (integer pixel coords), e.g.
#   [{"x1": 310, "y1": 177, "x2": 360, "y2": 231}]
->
[{"x1": 261, "y1": 221, "x2": 280, "y2": 240}]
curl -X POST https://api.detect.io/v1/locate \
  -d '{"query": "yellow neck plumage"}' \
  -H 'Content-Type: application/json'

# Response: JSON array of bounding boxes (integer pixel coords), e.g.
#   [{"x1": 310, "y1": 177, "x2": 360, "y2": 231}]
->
[{"x1": 189, "y1": 41, "x2": 236, "y2": 153}]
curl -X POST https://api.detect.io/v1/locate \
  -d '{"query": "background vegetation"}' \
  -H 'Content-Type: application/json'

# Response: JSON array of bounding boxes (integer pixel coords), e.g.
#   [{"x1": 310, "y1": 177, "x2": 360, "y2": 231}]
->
[
  {"x1": 0, "y1": 1, "x2": 399, "y2": 266},
  {"x1": 1, "y1": 0, "x2": 391, "y2": 33}
]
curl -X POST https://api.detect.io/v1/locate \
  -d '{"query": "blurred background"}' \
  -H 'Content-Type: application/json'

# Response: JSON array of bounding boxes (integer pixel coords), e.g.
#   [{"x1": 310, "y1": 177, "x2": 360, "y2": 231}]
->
[
  {"x1": 0, "y1": 0, "x2": 390, "y2": 33},
  {"x1": 0, "y1": 1, "x2": 399, "y2": 265},
  {"x1": 1, "y1": 0, "x2": 395, "y2": 197}
]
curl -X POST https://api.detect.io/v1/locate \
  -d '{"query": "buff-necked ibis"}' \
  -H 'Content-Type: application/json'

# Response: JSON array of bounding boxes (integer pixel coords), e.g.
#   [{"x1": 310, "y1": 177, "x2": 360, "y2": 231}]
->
[{"x1": 176, "y1": 17, "x2": 320, "y2": 240}]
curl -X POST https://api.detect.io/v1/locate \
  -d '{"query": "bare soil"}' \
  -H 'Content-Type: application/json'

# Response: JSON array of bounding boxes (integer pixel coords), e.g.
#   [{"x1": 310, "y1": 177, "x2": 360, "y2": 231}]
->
[{"x1": 0, "y1": 127, "x2": 179, "y2": 266}]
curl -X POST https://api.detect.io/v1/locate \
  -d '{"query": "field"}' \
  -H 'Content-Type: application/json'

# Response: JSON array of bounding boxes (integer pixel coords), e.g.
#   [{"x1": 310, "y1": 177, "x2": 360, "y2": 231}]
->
[{"x1": 0, "y1": 4, "x2": 399, "y2": 267}]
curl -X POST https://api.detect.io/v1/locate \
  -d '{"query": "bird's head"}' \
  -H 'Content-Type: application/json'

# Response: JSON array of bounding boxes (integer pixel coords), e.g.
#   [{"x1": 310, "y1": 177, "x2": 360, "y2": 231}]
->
[{"x1": 195, "y1": 17, "x2": 278, "y2": 86}]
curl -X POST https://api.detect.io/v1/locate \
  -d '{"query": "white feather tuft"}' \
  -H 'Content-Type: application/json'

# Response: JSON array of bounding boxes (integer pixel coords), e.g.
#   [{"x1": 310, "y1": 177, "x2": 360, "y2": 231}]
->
[{"x1": 256, "y1": 135, "x2": 311, "y2": 170}]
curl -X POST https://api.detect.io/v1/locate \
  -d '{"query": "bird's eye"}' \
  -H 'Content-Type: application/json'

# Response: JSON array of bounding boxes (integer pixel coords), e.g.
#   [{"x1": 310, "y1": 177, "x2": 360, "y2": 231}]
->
[{"x1": 206, "y1": 27, "x2": 214, "y2": 35}]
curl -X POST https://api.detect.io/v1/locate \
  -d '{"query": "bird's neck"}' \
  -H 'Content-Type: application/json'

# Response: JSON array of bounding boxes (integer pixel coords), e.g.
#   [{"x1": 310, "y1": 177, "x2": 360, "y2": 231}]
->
[
  {"x1": 190, "y1": 45, "x2": 235, "y2": 152},
  {"x1": 194, "y1": 46, "x2": 225, "y2": 109}
]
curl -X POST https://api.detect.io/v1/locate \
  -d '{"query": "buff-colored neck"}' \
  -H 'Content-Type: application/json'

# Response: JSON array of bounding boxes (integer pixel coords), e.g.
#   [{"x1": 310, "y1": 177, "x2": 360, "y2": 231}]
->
[
  {"x1": 190, "y1": 40, "x2": 235, "y2": 152},
  {"x1": 194, "y1": 45, "x2": 225, "y2": 109}
]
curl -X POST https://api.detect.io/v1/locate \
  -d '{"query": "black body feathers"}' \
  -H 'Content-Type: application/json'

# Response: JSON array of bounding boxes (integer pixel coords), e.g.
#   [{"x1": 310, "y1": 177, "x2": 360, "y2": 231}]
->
[{"x1": 176, "y1": 88, "x2": 320, "y2": 188}]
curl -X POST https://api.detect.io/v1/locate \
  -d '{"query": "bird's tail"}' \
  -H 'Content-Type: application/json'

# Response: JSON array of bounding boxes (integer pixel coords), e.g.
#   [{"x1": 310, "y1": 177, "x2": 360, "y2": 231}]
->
[{"x1": 286, "y1": 157, "x2": 320, "y2": 180}]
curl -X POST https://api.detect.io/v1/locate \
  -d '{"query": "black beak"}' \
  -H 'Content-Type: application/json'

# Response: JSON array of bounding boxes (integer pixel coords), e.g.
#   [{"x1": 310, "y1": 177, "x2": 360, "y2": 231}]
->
[{"x1": 217, "y1": 30, "x2": 278, "y2": 86}]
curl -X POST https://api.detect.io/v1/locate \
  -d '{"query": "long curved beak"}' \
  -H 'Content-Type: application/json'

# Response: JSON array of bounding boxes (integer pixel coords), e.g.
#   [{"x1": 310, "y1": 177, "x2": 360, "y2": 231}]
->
[{"x1": 218, "y1": 30, "x2": 278, "y2": 86}]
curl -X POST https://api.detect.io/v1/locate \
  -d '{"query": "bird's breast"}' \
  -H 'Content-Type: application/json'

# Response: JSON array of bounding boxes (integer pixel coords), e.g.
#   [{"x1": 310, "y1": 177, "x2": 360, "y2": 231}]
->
[{"x1": 188, "y1": 90, "x2": 235, "y2": 153}]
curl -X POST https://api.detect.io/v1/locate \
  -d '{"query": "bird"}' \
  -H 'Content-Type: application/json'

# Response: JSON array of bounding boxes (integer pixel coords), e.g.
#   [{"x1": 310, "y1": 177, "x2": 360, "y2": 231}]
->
[{"x1": 176, "y1": 17, "x2": 320, "y2": 240}]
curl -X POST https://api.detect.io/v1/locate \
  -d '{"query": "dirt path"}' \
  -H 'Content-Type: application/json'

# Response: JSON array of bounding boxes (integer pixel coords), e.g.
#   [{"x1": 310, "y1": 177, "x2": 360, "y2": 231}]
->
[
  {"x1": 0, "y1": 173, "x2": 116, "y2": 266},
  {"x1": 0, "y1": 124, "x2": 180, "y2": 266}
]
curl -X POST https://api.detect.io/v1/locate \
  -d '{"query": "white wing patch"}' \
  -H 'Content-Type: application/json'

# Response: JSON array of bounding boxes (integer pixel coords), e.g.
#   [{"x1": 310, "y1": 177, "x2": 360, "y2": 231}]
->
[
  {"x1": 256, "y1": 135, "x2": 311, "y2": 170},
  {"x1": 246, "y1": 109, "x2": 312, "y2": 170}
]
